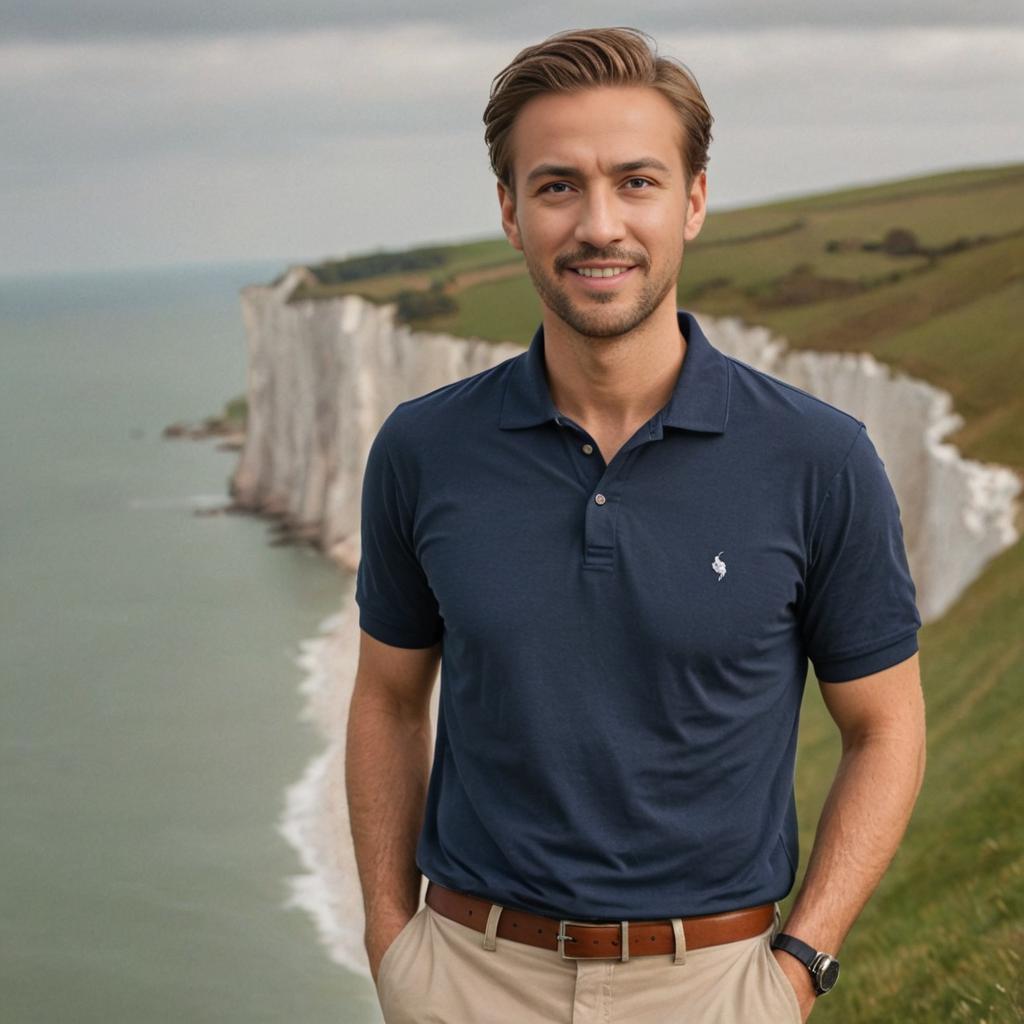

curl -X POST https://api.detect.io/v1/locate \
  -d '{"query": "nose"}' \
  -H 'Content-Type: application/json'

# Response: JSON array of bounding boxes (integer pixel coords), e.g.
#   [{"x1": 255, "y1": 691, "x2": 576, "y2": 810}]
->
[{"x1": 573, "y1": 185, "x2": 625, "y2": 250}]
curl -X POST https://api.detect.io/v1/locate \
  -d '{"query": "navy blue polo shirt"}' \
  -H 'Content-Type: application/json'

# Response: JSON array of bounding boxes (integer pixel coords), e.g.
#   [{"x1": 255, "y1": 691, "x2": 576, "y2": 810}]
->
[{"x1": 355, "y1": 309, "x2": 921, "y2": 921}]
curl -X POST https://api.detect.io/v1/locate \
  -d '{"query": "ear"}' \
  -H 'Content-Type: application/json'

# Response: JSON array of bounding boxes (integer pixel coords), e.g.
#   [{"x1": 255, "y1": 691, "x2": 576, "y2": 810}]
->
[
  {"x1": 497, "y1": 180, "x2": 523, "y2": 252},
  {"x1": 683, "y1": 170, "x2": 708, "y2": 243}
]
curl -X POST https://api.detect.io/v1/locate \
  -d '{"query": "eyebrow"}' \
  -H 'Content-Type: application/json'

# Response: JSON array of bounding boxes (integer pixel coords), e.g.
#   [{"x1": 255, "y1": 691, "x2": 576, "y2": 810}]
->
[{"x1": 525, "y1": 157, "x2": 673, "y2": 186}]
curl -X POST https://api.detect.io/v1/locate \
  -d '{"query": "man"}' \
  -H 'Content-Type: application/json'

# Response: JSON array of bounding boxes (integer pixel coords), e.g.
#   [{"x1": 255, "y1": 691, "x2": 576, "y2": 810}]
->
[{"x1": 346, "y1": 26, "x2": 926, "y2": 1024}]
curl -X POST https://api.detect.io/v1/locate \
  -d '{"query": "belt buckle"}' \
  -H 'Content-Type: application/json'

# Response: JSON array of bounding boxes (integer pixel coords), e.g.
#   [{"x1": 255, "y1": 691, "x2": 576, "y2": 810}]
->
[{"x1": 556, "y1": 919, "x2": 630, "y2": 961}]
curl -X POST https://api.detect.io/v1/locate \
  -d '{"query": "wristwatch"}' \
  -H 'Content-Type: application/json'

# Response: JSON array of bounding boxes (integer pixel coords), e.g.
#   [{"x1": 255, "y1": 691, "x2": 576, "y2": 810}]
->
[{"x1": 771, "y1": 933, "x2": 841, "y2": 995}]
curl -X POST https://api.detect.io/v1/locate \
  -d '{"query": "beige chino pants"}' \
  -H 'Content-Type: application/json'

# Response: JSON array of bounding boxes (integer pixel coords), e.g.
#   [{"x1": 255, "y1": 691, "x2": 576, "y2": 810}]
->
[{"x1": 374, "y1": 898, "x2": 802, "y2": 1023}]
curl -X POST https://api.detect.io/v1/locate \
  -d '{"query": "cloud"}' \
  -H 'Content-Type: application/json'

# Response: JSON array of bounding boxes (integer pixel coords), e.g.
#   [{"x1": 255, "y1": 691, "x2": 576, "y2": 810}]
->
[
  {"x1": 2, "y1": 19, "x2": 1021, "y2": 274},
  {"x1": 3, "y1": 0, "x2": 1022, "y2": 42},
  {"x1": 2, "y1": 25, "x2": 1019, "y2": 172},
  {"x1": 0, "y1": 24, "x2": 510, "y2": 176}
]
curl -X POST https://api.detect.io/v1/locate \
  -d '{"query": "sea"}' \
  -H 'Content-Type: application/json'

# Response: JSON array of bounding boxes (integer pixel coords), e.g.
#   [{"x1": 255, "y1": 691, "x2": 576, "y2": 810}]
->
[{"x1": 0, "y1": 262, "x2": 384, "y2": 1023}]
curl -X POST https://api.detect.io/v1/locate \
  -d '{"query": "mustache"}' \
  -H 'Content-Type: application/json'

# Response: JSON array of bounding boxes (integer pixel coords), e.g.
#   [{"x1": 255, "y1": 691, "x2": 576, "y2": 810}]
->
[{"x1": 558, "y1": 252, "x2": 648, "y2": 270}]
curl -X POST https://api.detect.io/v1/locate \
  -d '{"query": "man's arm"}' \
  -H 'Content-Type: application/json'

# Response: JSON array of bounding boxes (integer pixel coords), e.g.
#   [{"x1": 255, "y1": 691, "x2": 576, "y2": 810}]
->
[
  {"x1": 345, "y1": 628, "x2": 441, "y2": 985},
  {"x1": 773, "y1": 651, "x2": 927, "y2": 1020}
]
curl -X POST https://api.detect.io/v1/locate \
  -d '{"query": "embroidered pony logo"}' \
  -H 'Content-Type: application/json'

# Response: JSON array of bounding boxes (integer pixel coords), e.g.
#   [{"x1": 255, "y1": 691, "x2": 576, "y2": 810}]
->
[{"x1": 712, "y1": 551, "x2": 727, "y2": 581}]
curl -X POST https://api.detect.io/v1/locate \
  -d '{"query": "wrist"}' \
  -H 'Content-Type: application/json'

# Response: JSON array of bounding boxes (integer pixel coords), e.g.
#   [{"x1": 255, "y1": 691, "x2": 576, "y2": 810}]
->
[{"x1": 771, "y1": 932, "x2": 841, "y2": 996}]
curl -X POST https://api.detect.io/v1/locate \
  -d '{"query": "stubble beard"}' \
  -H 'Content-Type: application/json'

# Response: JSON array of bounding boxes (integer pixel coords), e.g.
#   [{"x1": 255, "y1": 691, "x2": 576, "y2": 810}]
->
[{"x1": 523, "y1": 246, "x2": 683, "y2": 340}]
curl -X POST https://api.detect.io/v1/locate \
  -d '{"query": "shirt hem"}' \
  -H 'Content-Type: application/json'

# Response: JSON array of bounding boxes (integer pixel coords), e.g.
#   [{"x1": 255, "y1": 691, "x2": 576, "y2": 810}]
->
[
  {"x1": 812, "y1": 630, "x2": 919, "y2": 682},
  {"x1": 358, "y1": 606, "x2": 442, "y2": 649}
]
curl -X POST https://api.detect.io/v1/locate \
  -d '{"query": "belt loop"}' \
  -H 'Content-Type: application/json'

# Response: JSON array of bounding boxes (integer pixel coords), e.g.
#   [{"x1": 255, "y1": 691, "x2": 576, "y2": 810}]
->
[
  {"x1": 620, "y1": 920, "x2": 629, "y2": 962},
  {"x1": 671, "y1": 918, "x2": 687, "y2": 964},
  {"x1": 483, "y1": 903, "x2": 504, "y2": 951},
  {"x1": 771, "y1": 902, "x2": 782, "y2": 941}
]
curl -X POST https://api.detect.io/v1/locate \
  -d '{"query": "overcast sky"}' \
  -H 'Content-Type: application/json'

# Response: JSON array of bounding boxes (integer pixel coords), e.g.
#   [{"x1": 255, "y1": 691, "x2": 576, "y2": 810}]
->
[{"x1": 2, "y1": 2, "x2": 1022, "y2": 277}]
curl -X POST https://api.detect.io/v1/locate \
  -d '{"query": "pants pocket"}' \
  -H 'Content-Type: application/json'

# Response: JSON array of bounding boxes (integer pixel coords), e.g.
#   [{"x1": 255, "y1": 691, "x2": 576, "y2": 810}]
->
[
  {"x1": 375, "y1": 906, "x2": 427, "y2": 998},
  {"x1": 763, "y1": 938, "x2": 803, "y2": 1024}
]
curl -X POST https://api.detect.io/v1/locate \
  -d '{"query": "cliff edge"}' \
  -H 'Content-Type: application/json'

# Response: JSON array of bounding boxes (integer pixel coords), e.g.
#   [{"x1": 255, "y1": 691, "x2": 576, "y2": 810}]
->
[{"x1": 231, "y1": 266, "x2": 1019, "y2": 624}]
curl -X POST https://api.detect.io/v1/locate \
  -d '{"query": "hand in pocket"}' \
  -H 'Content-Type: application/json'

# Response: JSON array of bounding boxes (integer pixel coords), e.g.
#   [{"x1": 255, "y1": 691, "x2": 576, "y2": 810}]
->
[{"x1": 368, "y1": 909, "x2": 421, "y2": 988}]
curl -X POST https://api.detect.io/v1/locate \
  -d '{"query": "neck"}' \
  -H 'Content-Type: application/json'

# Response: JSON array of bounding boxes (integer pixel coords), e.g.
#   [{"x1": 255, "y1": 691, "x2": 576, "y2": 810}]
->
[{"x1": 540, "y1": 300, "x2": 686, "y2": 431}]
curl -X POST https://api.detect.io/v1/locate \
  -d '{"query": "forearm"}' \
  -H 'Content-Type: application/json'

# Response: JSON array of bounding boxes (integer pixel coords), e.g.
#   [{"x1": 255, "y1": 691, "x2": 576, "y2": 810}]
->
[
  {"x1": 780, "y1": 728, "x2": 926, "y2": 953},
  {"x1": 345, "y1": 685, "x2": 432, "y2": 932}
]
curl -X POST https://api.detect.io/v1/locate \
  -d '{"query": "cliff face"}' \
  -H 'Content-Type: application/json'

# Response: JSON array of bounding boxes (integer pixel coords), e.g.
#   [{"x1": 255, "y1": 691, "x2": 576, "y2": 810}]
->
[
  {"x1": 231, "y1": 268, "x2": 525, "y2": 569},
  {"x1": 232, "y1": 268, "x2": 1020, "y2": 623}
]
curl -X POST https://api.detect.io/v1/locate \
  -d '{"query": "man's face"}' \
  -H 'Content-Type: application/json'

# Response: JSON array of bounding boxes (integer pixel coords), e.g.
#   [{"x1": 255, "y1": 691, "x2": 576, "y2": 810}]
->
[{"x1": 497, "y1": 85, "x2": 707, "y2": 339}]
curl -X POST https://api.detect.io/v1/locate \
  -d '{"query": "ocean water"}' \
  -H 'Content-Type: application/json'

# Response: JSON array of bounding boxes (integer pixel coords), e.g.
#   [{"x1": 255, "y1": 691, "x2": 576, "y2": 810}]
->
[{"x1": 0, "y1": 264, "x2": 383, "y2": 1023}]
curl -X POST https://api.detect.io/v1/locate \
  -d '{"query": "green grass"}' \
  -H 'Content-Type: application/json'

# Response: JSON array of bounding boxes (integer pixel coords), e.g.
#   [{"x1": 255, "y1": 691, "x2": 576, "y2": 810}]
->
[
  {"x1": 294, "y1": 236, "x2": 524, "y2": 303},
  {"x1": 279, "y1": 161, "x2": 1024, "y2": 1022},
  {"x1": 421, "y1": 271, "x2": 541, "y2": 346},
  {"x1": 791, "y1": 531, "x2": 1024, "y2": 1022},
  {"x1": 758, "y1": 162, "x2": 1024, "y2": 212}
]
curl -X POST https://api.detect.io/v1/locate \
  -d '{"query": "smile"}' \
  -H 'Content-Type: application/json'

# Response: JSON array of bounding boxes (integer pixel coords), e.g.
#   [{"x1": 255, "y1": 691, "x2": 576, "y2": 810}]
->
[
  {"x1": 573, "y1": 266, "x2": 635, "y2": 278},
  {"x1": 570, "y1": 265, "x2": 638, "y2": 288}
]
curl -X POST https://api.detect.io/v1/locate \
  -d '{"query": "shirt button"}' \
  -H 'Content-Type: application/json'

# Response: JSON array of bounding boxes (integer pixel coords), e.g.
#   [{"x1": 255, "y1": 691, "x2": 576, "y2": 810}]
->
[
  {"x1": 581, "y1": 443, "x2": 594, "y2": 455},
  {"x1": 594, "y1": 493, "x2": 607, "y2": 505}
]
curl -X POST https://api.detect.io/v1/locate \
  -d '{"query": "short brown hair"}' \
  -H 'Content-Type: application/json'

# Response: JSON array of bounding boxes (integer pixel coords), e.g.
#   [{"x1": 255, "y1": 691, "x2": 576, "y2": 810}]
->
[{"x1": 483, "y1": 27, "x2": 713, "y2": 199}]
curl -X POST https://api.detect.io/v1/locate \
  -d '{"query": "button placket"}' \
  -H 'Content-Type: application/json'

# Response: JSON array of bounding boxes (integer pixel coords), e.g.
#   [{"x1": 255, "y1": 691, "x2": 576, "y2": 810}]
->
[
  {"x1": 556, "y1": 411, "x2": 660, "y2": 572},
  {"x1": 555, "y1": 414, "x2": 604, "y2": 490},
  {"x1": 582, "y1": 422, "x2": 659, "y2": 572}
]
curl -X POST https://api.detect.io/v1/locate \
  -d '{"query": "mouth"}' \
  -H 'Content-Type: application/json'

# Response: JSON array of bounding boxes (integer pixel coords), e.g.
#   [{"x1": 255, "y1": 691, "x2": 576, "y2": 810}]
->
[{"x1": 568, "y1": 265, "x2": 639, "y2": 288}]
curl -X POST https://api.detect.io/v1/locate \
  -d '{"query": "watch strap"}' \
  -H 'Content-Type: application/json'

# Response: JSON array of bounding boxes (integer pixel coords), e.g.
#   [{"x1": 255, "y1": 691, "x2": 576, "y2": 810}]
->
[
  {"x1": 771, "y1": 932, "x2": 817, "y2": 967},
  {"x1": 771, "y1": 932, "x2": 840, "y2": 995}
]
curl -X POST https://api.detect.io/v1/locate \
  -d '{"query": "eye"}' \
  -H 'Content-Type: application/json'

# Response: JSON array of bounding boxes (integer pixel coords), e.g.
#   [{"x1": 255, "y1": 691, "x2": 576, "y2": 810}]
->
[{"x1": 538, "y1": 177, "x2": 654, "y2": 195}]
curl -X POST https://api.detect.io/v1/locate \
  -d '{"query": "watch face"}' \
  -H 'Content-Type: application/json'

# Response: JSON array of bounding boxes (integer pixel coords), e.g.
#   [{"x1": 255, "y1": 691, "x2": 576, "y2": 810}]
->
[{"x1": 814, "y1": 956, "x2": 840, "y2": 993}]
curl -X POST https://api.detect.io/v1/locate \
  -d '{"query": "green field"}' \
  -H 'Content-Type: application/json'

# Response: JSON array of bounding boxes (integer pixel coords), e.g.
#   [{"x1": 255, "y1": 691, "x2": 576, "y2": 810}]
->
[{"x1": 301, "y1": 162, "x2": 1024, "y2": 1022}]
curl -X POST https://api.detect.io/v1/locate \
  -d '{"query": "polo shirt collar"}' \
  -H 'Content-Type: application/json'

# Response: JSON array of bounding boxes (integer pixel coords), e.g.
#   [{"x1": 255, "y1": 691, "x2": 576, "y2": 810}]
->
[{"x1": 499, "y1": 309, "x2": 730, "y2": 435}]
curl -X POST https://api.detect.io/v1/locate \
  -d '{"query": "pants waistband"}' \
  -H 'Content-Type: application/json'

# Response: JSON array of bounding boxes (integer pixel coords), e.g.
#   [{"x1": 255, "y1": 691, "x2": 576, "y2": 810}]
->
[{"x1": 424, "y1": 880, "x2": 775, "y2": 962}]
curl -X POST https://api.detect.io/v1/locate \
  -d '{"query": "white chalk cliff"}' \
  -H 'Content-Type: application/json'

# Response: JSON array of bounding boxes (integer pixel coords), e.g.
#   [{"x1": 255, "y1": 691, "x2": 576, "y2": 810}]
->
[
  {"x1": 233, "y1": 267, "x2": 1019, "y2": 624},
  {"x1": 232, "y1": 266, "x2": 1020, "y2": 980}
]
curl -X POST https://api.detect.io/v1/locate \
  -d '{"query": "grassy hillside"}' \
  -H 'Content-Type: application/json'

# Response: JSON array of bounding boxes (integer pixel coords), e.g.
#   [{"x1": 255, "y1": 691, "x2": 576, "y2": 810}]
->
[{"x1": 297, "y1": 162, "x2": 1024, "y2": 1022}]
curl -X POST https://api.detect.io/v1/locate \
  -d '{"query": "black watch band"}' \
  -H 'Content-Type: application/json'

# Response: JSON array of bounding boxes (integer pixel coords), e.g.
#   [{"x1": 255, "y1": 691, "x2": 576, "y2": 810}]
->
[{"x1": 771, "y1": 932, "x2": 841, "y2": 995}]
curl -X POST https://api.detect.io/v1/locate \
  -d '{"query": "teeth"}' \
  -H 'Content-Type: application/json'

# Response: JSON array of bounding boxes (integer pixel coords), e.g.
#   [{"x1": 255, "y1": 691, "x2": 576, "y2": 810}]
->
[{"x1": 574, "y1": 266, "x2": 632, "y2": 278}]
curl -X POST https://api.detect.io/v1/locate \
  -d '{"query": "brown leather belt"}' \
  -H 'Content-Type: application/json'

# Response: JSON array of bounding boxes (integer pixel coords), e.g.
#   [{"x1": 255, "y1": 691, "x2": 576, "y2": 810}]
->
[{"x1": 425, "y1": 880, "x2": 774, "y2": 961}]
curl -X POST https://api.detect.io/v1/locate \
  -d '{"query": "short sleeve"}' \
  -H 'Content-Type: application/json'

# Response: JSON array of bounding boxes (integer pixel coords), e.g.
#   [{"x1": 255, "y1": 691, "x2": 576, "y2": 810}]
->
[
  {"x1": 355, "y1": 419, "x2": 444, "y2": 649},
  {"x1": 800, "y1": 424, "x2": 921, "y2": 682}
]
